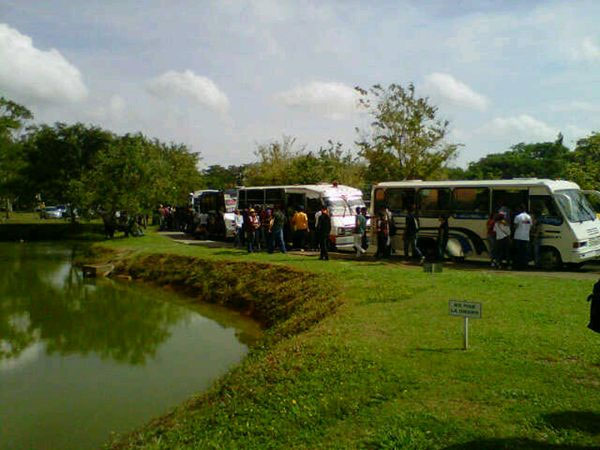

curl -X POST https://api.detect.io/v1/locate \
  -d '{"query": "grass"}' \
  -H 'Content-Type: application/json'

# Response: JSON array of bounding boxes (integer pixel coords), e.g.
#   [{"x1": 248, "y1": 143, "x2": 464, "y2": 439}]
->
[{"x1": 90, "y1": 230, "x2": 600, "y2": 449}]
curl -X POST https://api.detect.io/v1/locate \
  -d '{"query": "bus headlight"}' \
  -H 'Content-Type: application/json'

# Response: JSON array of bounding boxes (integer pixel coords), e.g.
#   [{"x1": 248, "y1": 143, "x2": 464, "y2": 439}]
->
[
  {"x1": 337, "y1": 227, "x2": 345, "y2": 236},
  {"x1": 573, "y1": 241, "x2": 588, "y2": 248}
]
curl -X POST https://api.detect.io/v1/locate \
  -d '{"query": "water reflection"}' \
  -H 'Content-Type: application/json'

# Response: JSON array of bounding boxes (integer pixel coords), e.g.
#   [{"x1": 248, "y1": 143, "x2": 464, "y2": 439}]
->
[
  {"x1": 0, "y1": 242, "x2": 261, "y2": 449},
  {"x1": 1, "y1": 243, "x2": 201, "y2": 366}
]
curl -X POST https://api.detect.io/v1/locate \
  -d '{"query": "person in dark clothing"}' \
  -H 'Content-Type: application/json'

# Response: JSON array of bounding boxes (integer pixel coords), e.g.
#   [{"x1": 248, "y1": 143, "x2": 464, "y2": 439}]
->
[
  {"x1": 375, "y1": 210, "x2": 390, "y2": 258},
  {"x1": 271, "y1": 205, "x2": 287, "y2": 253},
  {"x1": 403, "y1": 205, "x2": 424, "y2": 262},
  {"x1": 316, "y1": 205, "x2": 331, "y2": 260},
  {"x1": 437, "y1": 215, "x2": 449, "y2": 261}
]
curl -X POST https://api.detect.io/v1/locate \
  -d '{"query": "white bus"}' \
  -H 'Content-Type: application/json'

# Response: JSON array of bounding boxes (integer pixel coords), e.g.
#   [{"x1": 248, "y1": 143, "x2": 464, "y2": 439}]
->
[
  {"x1": 371, "y1": 179, "x2": 600, "y2": 268},
  {"x1": 237, "y1": 183, "x2": 366, "y2": 249}
]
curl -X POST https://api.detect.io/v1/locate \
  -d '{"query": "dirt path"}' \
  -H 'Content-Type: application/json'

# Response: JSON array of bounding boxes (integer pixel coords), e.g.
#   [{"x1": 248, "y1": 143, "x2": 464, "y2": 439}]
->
[{"x1": 162, "y1": 232, "x2": 600, "y2": 281}]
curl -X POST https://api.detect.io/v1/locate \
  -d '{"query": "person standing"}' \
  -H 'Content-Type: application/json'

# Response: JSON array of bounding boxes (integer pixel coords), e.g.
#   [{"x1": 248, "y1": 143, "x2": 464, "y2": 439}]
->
[
  {"x1": 513, "y1": 204, "x2": 532, "y2": 270},
  {"x1": 233, "y1": 209, "x2": 244, "y2": 248},
  {"x1": 530, "y1": 209, "x2": 543, "y2": 268},
  {"x1": 437, "y1": 215, "x2": 449, "y2": 261},
  {"x1": 487, "y1": 213, "x2": 497, "y2": 267},
  {"x1": 375, "y1": 210, "x2": 390, "y2": 258},
  {"x1": 291, "y1": 205, "x2": 309, "y2": 251},
  {"x1": 316, "y1": 205, "x2": 331, "y2": 260},
  {"x1": 353, "y1": 206, "x2": 367, "y2": 257},
  {"x1": 246, "y1": 208, "x2": 260, "y2": 253},
  {"x1": 271, "y1": 205, "x2": 287, "y2": 253},
  {"x1": 493, "y1": 212, "x2": 511, "y2": 269},
  {"x1": 403, "y1": 205, "x2": 424, "y2": 263}
]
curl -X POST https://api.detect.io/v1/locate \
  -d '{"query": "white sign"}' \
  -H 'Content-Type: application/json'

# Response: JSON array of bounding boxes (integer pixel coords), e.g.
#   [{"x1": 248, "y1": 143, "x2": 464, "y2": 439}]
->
[{"x1": 449, "y1": 301, "x2": 482, "y2": 319}]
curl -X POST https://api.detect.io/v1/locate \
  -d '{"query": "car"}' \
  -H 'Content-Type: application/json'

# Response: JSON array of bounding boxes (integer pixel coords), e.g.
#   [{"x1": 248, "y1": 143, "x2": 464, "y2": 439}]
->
[{"x1": 41, "y1": 206, "x2": 63, "y2": 219}]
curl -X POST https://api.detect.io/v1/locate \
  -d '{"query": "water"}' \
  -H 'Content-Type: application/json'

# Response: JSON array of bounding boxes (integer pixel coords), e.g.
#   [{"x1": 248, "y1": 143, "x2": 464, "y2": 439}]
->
[{"x1": 0, "y1": 243, "x2": 261, "y2": 449}]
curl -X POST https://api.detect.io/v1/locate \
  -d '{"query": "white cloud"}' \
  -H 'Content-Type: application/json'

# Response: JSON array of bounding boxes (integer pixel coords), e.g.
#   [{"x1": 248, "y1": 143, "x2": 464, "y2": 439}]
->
[
  {"x1": 424, "y1": 72, "x2": 488, "y2": 110},
  {"x1": 571, "y1": 37, "x2": 600, "y2": 62},
  {"x1": 0, "y1": 23, "x2": 88, "y2": 104},
  {"x1": 275, "y1": 81, "x2": 359, "y2": 120},
  {"x1": 146, "y1": 70, "x2": 230, "y2": 114},
  {"x1": 478, "y1": 114, "x2": 558, "y2": 141}
]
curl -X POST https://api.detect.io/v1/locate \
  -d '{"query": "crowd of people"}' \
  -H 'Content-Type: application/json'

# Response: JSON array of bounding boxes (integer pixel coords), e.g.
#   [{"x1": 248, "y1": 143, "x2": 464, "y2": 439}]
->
[
  {"x1": 157, "y1": 205, "x2": 194, "y2": 233},
  {"x1": 231, "y1": 204, "x2": 337, "y2": 260},
  {"x1": 156, "y1": 199, "x2": 542, "y2": 270}
]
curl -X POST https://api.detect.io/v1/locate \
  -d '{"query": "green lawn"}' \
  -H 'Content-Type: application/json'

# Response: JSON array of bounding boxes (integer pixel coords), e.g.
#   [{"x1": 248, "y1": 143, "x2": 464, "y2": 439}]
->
[{"x1": 98, "y1": 231, "x2": 600, "y2": 449}]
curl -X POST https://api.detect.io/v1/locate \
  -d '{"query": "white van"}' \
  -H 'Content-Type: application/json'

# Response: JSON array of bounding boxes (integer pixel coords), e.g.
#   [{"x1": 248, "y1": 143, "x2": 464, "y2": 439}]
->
[
  {"x1": 237, "y1": 184, "x2": 367, "y2": 249},
  {"x1": 371, "y1": 179, "x2": 600, "y2": 268}
]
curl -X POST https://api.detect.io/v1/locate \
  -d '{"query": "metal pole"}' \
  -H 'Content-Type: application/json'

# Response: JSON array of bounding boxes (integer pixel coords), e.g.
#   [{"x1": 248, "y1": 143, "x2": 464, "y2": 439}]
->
[{"x1": 463, "y1": 316, "x2": 469, "y2": 350}]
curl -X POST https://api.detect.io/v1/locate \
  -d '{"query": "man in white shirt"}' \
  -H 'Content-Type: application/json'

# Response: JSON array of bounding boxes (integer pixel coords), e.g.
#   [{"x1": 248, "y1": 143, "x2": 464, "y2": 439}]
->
[{"x1": 513, "y1": 204, "x2": 532, "y2": 270}]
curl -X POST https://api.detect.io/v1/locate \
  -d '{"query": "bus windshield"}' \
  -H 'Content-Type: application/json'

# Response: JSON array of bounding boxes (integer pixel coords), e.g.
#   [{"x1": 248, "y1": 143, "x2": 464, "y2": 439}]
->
[
  {"x1": 325, "y1": 199, "x2": 350, "y2": 216},
  {"x1": 553, "y1": 189, "x2": 596, "y2": 223}
]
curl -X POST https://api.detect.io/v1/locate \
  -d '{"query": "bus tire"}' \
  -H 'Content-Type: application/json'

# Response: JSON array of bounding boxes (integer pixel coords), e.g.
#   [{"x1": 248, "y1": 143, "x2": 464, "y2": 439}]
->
[{"x1": 540, "y1": 247, "x2": 562, "y2": 270}]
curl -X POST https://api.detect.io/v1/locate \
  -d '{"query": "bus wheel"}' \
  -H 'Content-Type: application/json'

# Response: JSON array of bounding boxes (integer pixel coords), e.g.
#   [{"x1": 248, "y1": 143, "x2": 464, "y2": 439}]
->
[{"x1": 540, "y1": 247, "x2": 562, "y2": 270}]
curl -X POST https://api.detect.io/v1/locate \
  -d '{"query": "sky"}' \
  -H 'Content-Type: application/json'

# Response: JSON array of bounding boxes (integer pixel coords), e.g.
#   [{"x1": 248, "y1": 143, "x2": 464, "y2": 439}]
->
[{"x1": 1, "y1": 0, "x2": 599, "y2": 169}]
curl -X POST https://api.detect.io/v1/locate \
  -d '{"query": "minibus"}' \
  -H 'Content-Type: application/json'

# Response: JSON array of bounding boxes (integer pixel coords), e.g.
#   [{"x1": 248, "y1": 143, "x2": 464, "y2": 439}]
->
[{"x1": 371, "y1": 179, "x2": 600, "y2": 268}]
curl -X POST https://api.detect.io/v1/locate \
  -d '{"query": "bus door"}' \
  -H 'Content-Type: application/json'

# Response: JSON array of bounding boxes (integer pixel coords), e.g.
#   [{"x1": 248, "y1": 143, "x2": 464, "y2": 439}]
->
[
  {"x1": 492, "y1": 189, "x2": 529, "y2": 223},
  {"x1": 384, "y1": 187, "x2": 416, "y2": 239}
]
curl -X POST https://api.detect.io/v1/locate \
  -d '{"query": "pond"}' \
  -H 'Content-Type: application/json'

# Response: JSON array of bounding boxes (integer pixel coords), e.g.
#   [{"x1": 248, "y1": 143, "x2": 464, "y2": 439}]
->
[{"x1": 0, "y1": 242, "x2": 262, "y2": 449}]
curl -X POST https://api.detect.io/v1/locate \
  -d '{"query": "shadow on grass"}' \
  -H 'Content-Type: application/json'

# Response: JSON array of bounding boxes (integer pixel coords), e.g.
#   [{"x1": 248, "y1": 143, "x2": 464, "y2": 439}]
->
[
  {"x1": 443, "y1": 437, "x2": 597, "y2": 449},
  {"x1": 542, "y1": 411, "x2": 600, "y2": 435}
]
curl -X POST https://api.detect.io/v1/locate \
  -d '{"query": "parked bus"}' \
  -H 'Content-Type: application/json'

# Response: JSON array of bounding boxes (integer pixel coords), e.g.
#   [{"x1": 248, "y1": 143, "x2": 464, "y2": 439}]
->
[
  {"x1": 371, "y1": 179, "x2": 600, "y2": 268},
  {"x1": 237, "y1": 184, "x2": 366, "y2": 249},
  {"x1": 190, "y1": 189, "x2": 237, "y2": 239}
]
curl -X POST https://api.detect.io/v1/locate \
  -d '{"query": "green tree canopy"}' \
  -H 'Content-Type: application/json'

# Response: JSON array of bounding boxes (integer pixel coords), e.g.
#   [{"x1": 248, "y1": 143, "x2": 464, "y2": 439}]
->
[
  {"x1": 566, "y1": 132, "x2": 600, "y2": 191},
  {"x1": 76, "y1": 133, "x2": 202, "y2": 221},
  {"x1": 243, "y1": 137, "x2": 365, "y2": 187},
  {"x1": 0, "y1": 97, "x2": 33, "y2": 217},
  {"x1": 21, "y1": 123, "x2": 114, "y2": 216},
  {"x1": 354, "y1": 83, "x2": 460, "y2": 184},
  {"x1": 464, "y1": 134, "x2": 569, "y2": 180}
]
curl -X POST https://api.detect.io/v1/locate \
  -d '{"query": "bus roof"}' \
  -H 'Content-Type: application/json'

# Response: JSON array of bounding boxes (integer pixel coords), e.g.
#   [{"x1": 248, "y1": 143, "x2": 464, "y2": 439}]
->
[
  {"x1": 238, "y1": 184, "x2": 363, "y2": 198},
  {"x1": 374, "y1": 178, "x2": 580, "y2": 192}
]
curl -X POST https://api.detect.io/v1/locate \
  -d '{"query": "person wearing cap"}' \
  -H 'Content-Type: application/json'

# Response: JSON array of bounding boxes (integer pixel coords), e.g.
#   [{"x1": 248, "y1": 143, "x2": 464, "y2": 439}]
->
[
  {"x1": 316, "y1": 205, "x2": 331, "y2": 260},
  {"x1": 246, "y1": 208, "x2": 260, "y2": 253}
]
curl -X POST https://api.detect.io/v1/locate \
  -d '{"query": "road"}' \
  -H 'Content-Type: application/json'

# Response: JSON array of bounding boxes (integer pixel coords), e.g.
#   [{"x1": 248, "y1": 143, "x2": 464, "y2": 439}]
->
[{"x1": 162, "y1": 232, "x2": 600, "y2": 281}]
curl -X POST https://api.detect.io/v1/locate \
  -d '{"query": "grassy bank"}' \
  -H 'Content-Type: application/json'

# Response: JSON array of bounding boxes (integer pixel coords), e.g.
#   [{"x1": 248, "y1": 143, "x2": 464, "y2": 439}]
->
[{"x1": 94, "y1": 231, "x2": 600, "y2": 449}]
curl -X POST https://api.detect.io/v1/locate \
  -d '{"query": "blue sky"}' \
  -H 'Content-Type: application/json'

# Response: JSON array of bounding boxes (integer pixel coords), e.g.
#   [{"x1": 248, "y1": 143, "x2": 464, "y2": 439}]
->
[{"x1": 1, "y1": 0, "x2": 599, "y2": 168}]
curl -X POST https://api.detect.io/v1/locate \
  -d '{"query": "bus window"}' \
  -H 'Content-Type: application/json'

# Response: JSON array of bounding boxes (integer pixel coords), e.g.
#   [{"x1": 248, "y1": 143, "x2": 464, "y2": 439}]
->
[
  {"x1": 237, "y1": 190, "x2": 248, "y2": 209},
  {"x1": 530, "y1": 195, "x2": 563, "y2": 226},
  {"x1": 453, "y1": 188, "x2": 489, "y2": 219},
  {"x1": 247, "y1": 189, "x2": 264, "y2": 206},
  {"x1": 373, "y1": 188, "x2": 386, "y2": 213},
  {"x1": 386, "y1": 188, "x2": 415, "y2": 215},
  {"x1": 418, "y1": 188, "x2": 451, "y2": 218},
  {"x1": 266, "y1": 188, "x2": 284, "y2": 206}
]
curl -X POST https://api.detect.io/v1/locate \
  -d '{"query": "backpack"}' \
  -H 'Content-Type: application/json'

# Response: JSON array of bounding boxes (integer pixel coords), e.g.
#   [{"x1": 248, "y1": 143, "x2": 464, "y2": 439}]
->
[{"x1": 587, "y1": 279, "x2": 600, "y2": 333}]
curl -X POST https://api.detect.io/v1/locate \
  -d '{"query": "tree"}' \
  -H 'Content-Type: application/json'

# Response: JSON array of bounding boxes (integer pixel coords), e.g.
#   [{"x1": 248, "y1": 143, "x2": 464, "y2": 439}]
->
[
  {"x1": 566, "y1": 132, "x2": 600, "y2": 191},
  {"x1": 465, "y1": 134, "x2": 569, "y2": 180},
  {"x1": 244, "y1": 136, "x2": 365, "y2": 187},
  {"x1": 21, "y1": 123, "x2": 114, "y2": 219},
  {"x1": 244, "y1": 135, "x2": 300, "y2": 186},
  {"x1": 76, "y1": 133, "x2": 202, "y2": 230},
  {"x1": 202, "y1": 164, "x2": 246, "y2": 190},
  {"x1": 354, "y1": 83, "x2": 460, "y2": 184},
  {"x1": 0, "y1": 97, "x2": 33, "y2": 218}
]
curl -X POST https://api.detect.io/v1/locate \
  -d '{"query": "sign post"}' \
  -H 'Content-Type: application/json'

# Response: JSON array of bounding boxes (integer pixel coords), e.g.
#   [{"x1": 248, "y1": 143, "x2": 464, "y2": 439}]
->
[{"x1": 449, "y1": 300, "x2": 482, "y2": 350}]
